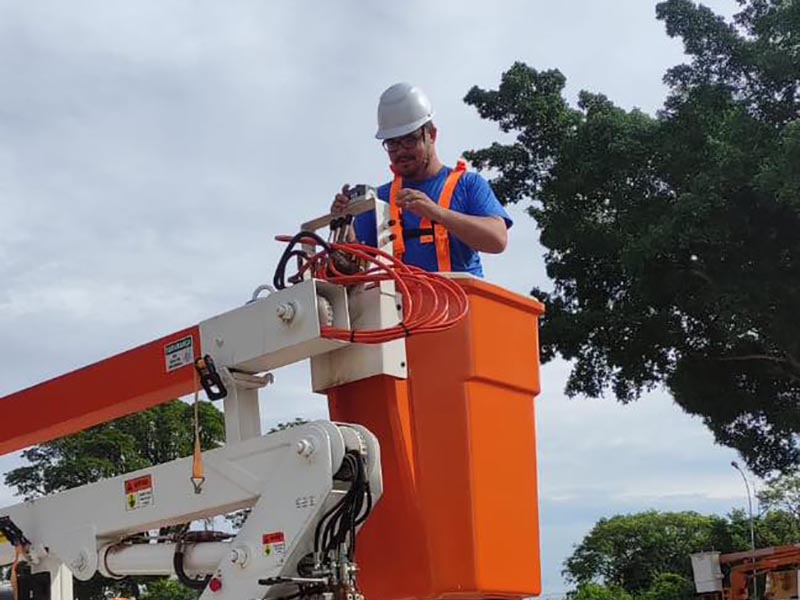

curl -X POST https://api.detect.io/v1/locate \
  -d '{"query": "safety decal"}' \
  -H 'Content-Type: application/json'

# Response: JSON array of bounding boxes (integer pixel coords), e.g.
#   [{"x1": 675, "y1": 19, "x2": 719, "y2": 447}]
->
[
  {"x1": 164, "y1": 336, "x2": 194, "y2": 372},
  {"x1": 124, "y1": 474, "x2": 154, "y2": 511},
  {"x1": 262, "y1": 532, "x2": 286, "y2": 556}
]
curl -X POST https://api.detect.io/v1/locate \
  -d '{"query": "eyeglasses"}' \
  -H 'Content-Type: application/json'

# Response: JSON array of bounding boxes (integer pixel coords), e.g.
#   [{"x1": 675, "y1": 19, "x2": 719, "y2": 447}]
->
[{"x1": 382, "y1": 128, "x2": 425, "y2": 152}]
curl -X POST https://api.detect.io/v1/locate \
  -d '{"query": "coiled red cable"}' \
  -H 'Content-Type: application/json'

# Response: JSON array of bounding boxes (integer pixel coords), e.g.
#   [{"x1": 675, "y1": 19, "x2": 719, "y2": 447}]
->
[{"x1": 274, "y1": 234, "x2": 468, "y2": 344}]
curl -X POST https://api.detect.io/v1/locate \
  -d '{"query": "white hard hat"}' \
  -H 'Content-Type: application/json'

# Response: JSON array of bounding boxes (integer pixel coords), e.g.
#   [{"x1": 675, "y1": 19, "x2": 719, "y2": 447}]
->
[{"x1": 375, "y1": 82, "x2": 434, "y2": 140}]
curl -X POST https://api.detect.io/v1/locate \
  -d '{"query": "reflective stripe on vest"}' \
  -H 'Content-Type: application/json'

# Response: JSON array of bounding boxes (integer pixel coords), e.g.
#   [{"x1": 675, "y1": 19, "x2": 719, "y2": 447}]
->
[
  {"x1": 389, "y1": 176, "x2": 405, "y2": 260},
  {"x1": 389, "y1": 159, "x2": 467, "y2": 272}
]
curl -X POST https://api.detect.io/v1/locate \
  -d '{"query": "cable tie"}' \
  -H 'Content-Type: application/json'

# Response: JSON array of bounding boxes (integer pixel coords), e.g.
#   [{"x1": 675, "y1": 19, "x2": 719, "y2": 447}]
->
[
  {"x1": 350, "y1": 329, "x2": 356, "y2": 343},
  {"x1": 401, "y1": 321, "x2": 411, "y2": 337}
]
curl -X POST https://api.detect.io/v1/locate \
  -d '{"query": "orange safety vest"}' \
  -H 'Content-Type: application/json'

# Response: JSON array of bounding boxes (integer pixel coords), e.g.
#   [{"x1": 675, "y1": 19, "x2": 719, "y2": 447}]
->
[{"x1": 389, "y1": 159, "x2": 467, "y2": 272}]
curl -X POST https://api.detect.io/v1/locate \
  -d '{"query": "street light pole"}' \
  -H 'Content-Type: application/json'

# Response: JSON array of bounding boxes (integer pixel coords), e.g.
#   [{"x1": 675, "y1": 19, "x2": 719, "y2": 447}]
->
[{"x1": 732, "y1": 460, "x2": 757, "y2": 600}]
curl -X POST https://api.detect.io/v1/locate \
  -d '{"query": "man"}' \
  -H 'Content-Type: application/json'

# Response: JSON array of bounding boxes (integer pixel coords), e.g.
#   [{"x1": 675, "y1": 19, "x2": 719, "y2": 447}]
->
[{"x1": 331, "y1": 82, "x2": 511, "y2": 277}]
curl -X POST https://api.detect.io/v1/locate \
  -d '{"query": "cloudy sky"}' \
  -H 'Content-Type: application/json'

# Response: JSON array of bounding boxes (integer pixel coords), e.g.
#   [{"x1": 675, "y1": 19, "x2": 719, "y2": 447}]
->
[{"x1": 0, "y1": 0, "x2": 754, "y2": 594}]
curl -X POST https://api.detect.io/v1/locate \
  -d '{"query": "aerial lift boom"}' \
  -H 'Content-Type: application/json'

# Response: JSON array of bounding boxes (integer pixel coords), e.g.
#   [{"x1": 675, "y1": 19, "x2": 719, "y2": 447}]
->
[
  {"x1": 0, "y1": 195, "x2": 398, "y2": 600},
  {"x1": 0, "y1": 191, "x2": 546, "y2": 600}
]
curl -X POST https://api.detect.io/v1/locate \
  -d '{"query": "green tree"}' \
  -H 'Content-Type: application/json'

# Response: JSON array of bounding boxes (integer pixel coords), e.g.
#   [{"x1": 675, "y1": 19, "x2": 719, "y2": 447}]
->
[
  {"x1": 464, "y1": 0, "x2": 800, "y2": 476},
  {"x1": 268, "y1": 417, "x2": 310, "y2": 433},
  {"x1": 563, "y1": 511, "x2": 733, "y2": 594},
  {"x1": 570, "y1": 583, "x2": 633, "y2": 600},
  {"x1": 749, "y1": 508, "x2": 800, "y2": 548},
  {"x1": 757, "y1": 473, "x2": 800, "y2": 521},
  {"x1": 639, "y1": 573, "x2": 695, "y2": 600},
  {"x1": 140, "y1": 577, "x2": 200, "y2": 600},
  {"x1": 4, "y1": 400, "x2": 226, "y2": 600},
  {"x1": 564, "y1": 509, "x2": 800, "y2": 598}
]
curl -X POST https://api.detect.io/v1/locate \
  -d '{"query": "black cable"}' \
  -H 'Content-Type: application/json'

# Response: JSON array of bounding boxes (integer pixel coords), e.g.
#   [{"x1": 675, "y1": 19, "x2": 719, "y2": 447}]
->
[
  {"x1": 273, "y1": 231, "x2": 332, "y2": 290},
  {"x1": 321, "y1": 454, "x2": 359, "y2": 553},
  {"x1": 173, "y1": 543, "x2": 211, "y2": 591},
  {"x1": 321, "y1": 498, "x2": 348, "y2": 554},
  {"x1": 355, "y1": 482, "x2": 372, "y2": 526},
  {"x1": 328, "y1": 453, "x2": 370, "y2": 560},
  {"x1": 347, "y1": 456, "x2": 369, "y2": 559},
  {"x1": 274, "y1": 249, "x2": 309, "y2": 290},
  {"x1": 314, "y1": 469, "x2": 353, "y2": 553},
  {"x1": 102, "y1": 546, "x2": 125, "y2": 580},
  {"x1": 322, "y1": 455, "x2": 356, "y2": 551},
  {"x1": 312, "y1": 451, "x2": 374, "y2": 563}
]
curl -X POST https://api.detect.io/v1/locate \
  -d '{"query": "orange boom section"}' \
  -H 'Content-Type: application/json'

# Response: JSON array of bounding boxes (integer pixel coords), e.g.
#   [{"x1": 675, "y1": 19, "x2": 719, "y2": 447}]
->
[
  {"x1": 328, "y1": 278, "x2": 544, "y2": 600},
  {"x1": 0, "y1": 326, "x2": 200, "y2": 455}
]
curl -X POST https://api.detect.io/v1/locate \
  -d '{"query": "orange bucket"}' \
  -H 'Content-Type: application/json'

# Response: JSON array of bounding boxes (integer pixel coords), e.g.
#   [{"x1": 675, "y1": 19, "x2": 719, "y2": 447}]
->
[{"x1": 328, "y1": 278, "x2": 544, "y2": 600}]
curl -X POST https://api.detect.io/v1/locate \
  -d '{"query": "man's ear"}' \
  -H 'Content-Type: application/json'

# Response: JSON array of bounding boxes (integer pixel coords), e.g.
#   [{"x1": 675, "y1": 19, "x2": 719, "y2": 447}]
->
[{"x1": 427, "y1": 123, "x2": 438, "y2": 143}]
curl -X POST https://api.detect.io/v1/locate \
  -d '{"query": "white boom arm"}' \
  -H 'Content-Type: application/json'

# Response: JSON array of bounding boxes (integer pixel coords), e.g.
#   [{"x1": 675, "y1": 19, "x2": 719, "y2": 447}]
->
[
  {"x1": 1, "y1": 420, "x2": 382, "y2": 600},
  {"x1": 0, "y1": 198, "x2": 397, "y2": 600}
]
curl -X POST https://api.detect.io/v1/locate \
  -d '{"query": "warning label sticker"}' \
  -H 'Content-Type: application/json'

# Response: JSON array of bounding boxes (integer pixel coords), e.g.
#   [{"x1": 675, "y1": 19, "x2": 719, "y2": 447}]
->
[
  {"x1": 262, "y1": 532, "x2": 286, "y2": 556},
  {"x1": 124, "y1": 474, "x2": 154, "y2": 511},
  {"x1": 164, "y1": 336, "x2": 194, "y2": 373}
]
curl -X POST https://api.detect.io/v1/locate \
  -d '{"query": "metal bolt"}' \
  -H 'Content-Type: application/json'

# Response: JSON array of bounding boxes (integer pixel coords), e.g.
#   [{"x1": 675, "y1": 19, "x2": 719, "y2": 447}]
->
[
  {"x1": 277, "y1": 302, "x2": 297, "y2": 323},
  {"x1": 229, "y1": 547, "x2": 248, "y2": 567},
  {"x1": 215, "y1": 337, "x2": 224, "y2": 347},
  {"x1": 296, "y1": 439, "x2": 315, "y2": 457}
]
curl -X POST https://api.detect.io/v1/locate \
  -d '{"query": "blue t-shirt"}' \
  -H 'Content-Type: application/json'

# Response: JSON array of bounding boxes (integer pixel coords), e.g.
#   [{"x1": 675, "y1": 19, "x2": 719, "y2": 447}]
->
[{"x1": 354, "y1": 167, "x2": 512, "y2": 277}]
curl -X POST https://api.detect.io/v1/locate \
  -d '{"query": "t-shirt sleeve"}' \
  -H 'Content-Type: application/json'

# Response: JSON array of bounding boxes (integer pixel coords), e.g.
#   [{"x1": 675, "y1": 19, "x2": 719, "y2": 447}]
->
[{"x1": 462, "y1": 173, "x2": 513, "y2": 229}]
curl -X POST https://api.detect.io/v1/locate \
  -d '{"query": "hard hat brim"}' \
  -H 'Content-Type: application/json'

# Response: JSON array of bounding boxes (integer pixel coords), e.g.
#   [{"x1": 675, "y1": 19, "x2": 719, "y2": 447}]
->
[{"x1": 375, "y1": 114, "x2": 434, "y2": 140}]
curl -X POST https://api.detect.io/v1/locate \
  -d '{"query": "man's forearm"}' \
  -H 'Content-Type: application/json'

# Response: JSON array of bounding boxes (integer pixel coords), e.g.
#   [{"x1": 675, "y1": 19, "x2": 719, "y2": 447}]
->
[{"x1": 437, "y1": 209, "x2": 508, "y2": 253}]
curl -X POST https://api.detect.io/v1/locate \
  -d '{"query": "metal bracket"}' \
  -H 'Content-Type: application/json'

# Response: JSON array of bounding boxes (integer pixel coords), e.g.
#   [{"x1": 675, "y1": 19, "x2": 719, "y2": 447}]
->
[
  {"x1": 47, "y1": 524, "x2": 98, "y2": 581},
  {"x1": 195, "y1": 355, "x2": 228, "y2": 400},
  {"x1": 0, "y1": 516, "x2": 30, "y2": 547}
]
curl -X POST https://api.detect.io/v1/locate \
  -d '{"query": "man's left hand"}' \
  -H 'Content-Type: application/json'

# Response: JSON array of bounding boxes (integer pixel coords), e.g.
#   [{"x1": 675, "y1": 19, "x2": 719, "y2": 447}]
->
[{"x1": 396, "y1": 189, "x2": 444, "y2": 221}]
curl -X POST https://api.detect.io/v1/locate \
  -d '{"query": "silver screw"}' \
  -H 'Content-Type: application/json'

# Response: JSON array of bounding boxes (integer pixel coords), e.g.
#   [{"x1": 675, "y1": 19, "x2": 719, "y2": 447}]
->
[
  {"x1": 277, "y1": 302, "x2": 297, "y2": 323},
  {"x1": 296, "y1": 439, "x2": 315, "y2": 457},
  {"x1": 229, "y1": 547, "x2": 248, "y2": 567}
]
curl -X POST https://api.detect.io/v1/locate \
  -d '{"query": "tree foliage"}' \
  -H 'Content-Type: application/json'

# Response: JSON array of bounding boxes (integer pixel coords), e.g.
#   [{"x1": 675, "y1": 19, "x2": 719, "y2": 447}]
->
[
  {"x1": 268, "y1": 417, "x2": 310, "y2": 433},
  {"x1": 5, "y1": 400, "x2": 225, "y2": 500},
  {"x1": 139, "y1": 577, "x2": 200, "y2": 600},
  {"x1": 757, "y1": 473, "x2": 800, "y2": 521},
  {"x1": 464, "y1": 0, "x2": 800, "y2": 476},
  {"x1": 571, "y1": 583, "x2": 634, "y2": 600},
  {"x1": 639, "y1": 574, "x2": 695, "y2": 600},
  {"x1": 564, "y1": 509, "x2": 800, "y2": 598},
  {"x1": 563, "y1": 511, "x2": 732, "y2": 594}
]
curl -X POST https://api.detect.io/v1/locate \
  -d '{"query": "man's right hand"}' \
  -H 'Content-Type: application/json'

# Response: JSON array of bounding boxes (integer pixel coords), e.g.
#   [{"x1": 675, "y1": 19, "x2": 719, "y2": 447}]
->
[{"x1": 331, "y1": 184, "x2": 351, "y2": 215}]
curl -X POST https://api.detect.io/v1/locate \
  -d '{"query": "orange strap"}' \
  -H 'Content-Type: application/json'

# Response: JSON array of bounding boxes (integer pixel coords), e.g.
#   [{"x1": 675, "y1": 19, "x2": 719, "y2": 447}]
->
[
  {"x1": 389, "y1": 160, "x2": 467, "y2": 271},
  {"x1": 190, "y1": 366, "x2": 205, "y2": 494},
  {"x1": 420, "y1": 159, "x2": 467, "y2": 272},
  {"x1": 389, "y1": 176, "x2": 405, "y2": 260}
]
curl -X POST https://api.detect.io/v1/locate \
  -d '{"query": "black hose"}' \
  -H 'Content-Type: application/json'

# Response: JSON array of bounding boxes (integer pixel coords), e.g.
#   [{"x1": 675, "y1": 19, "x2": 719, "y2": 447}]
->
[
  {"x1": 273, "y1": 231, "x2": 332, "y2": 290},
  {"x1": 173, "y1": 545, "x2": 210, "y2": 591}
]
